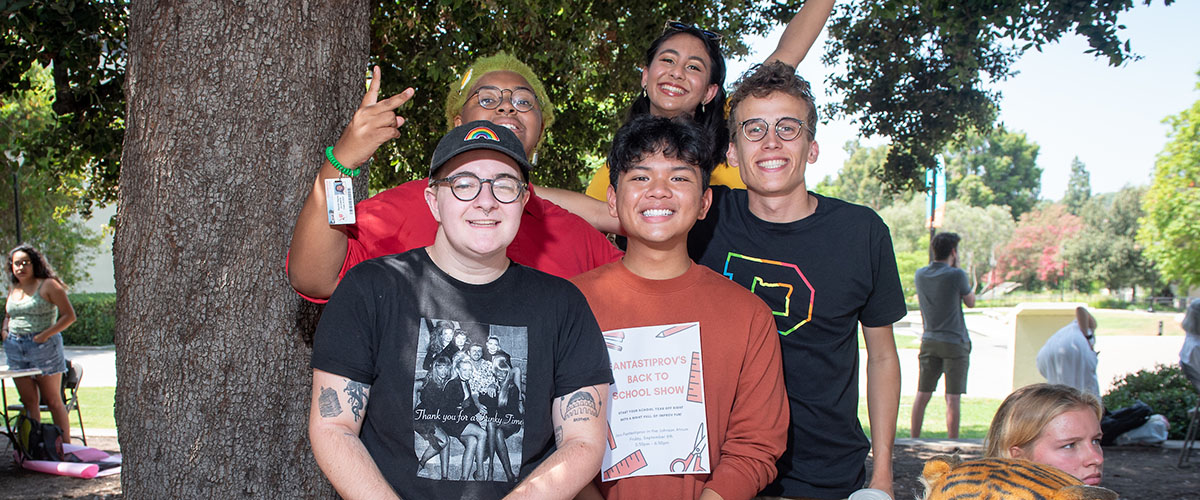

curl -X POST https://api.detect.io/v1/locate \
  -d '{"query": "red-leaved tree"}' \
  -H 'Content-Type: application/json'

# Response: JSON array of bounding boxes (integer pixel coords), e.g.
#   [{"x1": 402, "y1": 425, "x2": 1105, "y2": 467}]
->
[{"x1": 992, "y1": 204, "x2": 1083, "y2": 290}]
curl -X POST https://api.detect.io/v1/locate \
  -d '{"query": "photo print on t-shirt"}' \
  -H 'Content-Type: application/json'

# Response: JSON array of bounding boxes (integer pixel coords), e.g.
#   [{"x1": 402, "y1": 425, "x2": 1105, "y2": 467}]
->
[{"x1": 414, "y1": 317, "x2": 528, "y2": 482}]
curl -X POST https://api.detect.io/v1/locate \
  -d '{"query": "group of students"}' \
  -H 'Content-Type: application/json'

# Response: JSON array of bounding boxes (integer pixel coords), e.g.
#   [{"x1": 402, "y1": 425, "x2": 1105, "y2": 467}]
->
[
  {"x1": 288, "y1": 4, "x2": 1120, "y2": 500},
  {"x1": 298, "y1": 48, "x2": 900, "y2": 496}
]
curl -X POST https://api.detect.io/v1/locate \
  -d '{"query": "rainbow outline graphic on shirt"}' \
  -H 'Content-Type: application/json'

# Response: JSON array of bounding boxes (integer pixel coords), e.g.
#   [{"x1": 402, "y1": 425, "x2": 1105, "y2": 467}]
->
[
  {"x1": 464, "y1": 126, "x2": 499, "y2": 141},
  {"x1": 722, "y1": 252, "x2": 815, "y2": 336}
]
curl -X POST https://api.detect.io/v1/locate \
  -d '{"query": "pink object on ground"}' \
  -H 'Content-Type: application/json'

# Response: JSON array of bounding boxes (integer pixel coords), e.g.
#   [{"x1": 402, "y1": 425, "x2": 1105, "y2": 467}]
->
[
  {"x1": 13, "y1": 443, "x2": 122, "y2": 478},
  {"x1": 15, "y1": 453, "x2": 99, "y2": 478},
  {"x1": 63, "y1": 443, "x2": 113, "y2": 461}
]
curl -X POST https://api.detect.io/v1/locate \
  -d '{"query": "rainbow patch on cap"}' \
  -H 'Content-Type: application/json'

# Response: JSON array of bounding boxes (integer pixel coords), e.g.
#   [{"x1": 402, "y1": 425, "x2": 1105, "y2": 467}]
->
[{"x1": 464, "y1": 126, "x2": 500, "y2": 142}]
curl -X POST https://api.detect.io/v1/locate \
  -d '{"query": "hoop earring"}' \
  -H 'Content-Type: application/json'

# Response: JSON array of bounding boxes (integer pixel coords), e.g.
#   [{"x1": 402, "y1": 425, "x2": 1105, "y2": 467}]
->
[
  {"x1": 642, "y1": 86, "x2": 647, "y2": 98},
  {"x1": 700, "y1": 102, "x2": 706, "y2": 114}
]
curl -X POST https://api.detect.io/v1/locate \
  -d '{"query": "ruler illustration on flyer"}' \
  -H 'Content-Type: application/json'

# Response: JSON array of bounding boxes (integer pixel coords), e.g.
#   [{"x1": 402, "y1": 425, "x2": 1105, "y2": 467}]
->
[{"x1": 601, "y1": 322, "x2": 708, "y2": 481}]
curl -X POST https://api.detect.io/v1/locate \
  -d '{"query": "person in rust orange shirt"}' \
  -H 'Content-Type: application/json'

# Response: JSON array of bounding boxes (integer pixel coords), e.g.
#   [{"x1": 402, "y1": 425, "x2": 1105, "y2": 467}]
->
[{"x1": 571, "y1": 115, "x2": 787, "y2": 500}]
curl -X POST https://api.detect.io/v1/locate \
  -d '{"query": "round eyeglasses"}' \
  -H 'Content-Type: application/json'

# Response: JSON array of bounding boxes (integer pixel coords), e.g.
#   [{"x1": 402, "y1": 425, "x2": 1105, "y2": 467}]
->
[
  {"x1": 738, "y1": 117, "x2": 809, "y2": 142},
  {"x1": 430, "y1": 172, "x2": 528, "y2": 204},
  {"x1": 468, "y1": 86, "x2": 539, "y2": 113}
]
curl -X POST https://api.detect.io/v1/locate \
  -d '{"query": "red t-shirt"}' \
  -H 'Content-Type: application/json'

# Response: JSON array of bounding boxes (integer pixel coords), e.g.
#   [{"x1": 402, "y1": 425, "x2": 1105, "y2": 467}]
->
[{"x1": 291, "y1": 179, "x2": 623, "y2": 303}]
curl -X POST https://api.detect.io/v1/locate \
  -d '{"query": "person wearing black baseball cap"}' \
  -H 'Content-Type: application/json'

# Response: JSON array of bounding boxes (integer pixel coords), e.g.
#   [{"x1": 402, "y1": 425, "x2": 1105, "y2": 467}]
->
[
  {"x1": 423, "y1": 120, "x2": 533, "y2": 273},
  {"x1": 309, "y1": 120, "x2": 612, "y2": 500}
]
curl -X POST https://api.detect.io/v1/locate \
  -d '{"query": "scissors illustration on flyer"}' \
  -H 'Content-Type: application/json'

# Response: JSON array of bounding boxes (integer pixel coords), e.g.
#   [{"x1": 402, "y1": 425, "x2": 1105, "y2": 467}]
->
[{"x1": 669, "y1": 423, "x2": 707, "y2": 473}]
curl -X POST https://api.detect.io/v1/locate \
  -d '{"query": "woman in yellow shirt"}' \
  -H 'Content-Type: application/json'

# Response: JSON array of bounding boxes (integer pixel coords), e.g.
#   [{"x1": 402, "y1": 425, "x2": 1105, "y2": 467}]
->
[{"x1": 578, "y1": 2, "x2": 834, "y2": 203}]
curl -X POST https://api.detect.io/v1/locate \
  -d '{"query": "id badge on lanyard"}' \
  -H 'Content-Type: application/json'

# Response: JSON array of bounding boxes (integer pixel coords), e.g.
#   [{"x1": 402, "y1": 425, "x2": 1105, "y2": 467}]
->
[{"x1": 325, "y1": 177, "x2": 356, "y2": 225}]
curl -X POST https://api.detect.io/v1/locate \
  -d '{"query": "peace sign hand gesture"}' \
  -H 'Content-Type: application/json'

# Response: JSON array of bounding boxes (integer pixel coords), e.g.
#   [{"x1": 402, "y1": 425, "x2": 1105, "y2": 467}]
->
[{"x1": 330, "y1": 65, "x2": 416, "y2": 170}]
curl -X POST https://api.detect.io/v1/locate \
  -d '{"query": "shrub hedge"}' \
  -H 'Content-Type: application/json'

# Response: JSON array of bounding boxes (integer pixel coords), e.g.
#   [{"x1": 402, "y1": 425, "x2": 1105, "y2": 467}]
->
[
  {"x1": 1103, "y1": 363, "x2": 1199, "y2": 439},
  {"x1": 62, "y1": 292, "x2": 115, "y2": 346}
]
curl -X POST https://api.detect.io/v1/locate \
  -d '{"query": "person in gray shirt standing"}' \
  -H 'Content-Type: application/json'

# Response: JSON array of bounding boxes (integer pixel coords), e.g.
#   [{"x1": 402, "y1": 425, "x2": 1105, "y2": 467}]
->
[{"x1": 911, "y1": 232, "x2": 976, "y2": 438}]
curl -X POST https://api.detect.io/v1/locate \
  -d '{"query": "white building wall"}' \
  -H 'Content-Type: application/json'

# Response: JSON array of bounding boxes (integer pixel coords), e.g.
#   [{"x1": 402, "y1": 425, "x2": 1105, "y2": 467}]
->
[{"x1": 73, "y1": 204, "x2": 115, "y2": 293}]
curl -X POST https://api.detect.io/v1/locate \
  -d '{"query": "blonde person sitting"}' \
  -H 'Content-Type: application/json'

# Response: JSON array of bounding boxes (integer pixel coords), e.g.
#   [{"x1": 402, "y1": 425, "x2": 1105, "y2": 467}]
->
[{"x1": 985, "y1": 383, "x2": 1104, "y2": 486}]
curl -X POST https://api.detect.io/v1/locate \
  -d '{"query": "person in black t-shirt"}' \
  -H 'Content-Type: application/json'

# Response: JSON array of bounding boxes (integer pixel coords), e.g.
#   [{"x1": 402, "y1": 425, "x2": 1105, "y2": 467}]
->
[
  {"x1": 710, "y1": 62, "x2": 906, "y2": 500},
  {"x1": 309, "y1": 121, "x2": 611, "y2": 500}
]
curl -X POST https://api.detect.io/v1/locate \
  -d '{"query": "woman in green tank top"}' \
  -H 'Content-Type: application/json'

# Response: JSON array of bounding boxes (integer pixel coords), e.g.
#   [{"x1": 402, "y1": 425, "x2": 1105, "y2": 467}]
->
[{"x1": 2, "y1": 244, "x2": 77, "y2": 443}]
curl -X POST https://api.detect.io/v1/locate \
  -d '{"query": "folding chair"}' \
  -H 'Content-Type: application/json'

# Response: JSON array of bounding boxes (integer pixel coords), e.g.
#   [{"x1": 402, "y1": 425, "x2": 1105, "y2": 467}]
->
[
  {"x1": 5, "y1": 359, "x2": 87, "y2": 446},
  {"x1": 1180, "y1": 399, "x2": 1199, "y2": 467},
  {"x1": 1180, "y1": 356, "x2": 1200, "y2": 468}
]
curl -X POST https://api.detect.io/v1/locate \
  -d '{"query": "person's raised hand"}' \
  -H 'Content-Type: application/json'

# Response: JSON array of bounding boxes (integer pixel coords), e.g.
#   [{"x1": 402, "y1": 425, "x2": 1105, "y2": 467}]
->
[{"x1": 331, "y1": 65, "x2": 415, "y2": 169}]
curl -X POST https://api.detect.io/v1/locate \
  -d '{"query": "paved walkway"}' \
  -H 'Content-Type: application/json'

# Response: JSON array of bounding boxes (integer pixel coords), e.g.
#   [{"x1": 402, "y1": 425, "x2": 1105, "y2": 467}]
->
[
  {"x1": 0, "y1": 345, "x2": 117, "y2": 388},
  {"x1": 874, "y1": 309, "x2": 1186, "y2": 399}
]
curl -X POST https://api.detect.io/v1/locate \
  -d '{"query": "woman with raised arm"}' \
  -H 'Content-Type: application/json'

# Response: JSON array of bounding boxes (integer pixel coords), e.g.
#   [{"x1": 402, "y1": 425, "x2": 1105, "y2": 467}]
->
[{"x1": 537, "y1": 0, "x2": 835, "y2": 232}]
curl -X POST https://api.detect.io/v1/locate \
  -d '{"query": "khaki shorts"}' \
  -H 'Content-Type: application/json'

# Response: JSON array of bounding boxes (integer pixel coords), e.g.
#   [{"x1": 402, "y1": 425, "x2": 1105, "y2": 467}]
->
[{"x1": 917, "y1": 339, "x2": 970, "y2": 394}]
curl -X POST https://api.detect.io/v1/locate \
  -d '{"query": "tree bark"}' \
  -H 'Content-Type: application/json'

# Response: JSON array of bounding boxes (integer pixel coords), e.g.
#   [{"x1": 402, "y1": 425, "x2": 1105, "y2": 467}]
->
[{"x1": 116, "y1": 2, "x2": 368, "y2": 497}]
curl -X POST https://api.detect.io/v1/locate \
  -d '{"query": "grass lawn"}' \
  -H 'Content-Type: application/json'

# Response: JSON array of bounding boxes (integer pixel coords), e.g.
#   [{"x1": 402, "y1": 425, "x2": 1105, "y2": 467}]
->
[
  {"x1": 1090, "y1": 309, "x2": 1183, "y2": 336},
  {"x1": 859, "y1": 395, "x2": 1003, "y2": 439},
  {"x1": 892, "y1": 331, "x2": 922, "y2": 350},
  {"x1": 858, "y1": 329, "x2": 923, "y2": 350},
  {"x1": 4, "y1": 385, "x2": 115, "y2": 432}
]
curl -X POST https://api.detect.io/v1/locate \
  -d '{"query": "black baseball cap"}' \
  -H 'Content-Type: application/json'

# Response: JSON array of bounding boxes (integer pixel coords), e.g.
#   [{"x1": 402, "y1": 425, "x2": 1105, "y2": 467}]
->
[{"x1": 429, "y1": 120, "x2": 532, "y2": 179}]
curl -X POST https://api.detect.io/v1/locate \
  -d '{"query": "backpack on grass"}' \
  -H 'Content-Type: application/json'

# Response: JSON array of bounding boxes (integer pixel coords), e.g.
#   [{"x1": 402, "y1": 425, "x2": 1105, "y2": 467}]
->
[{"x1": 7, "y1": 413, "x2": 64, "y2": 462}]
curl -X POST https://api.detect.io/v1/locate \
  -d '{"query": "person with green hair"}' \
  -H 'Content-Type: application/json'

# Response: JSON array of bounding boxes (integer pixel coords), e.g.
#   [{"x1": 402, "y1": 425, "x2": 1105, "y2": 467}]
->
[
  {"x1": 441, "y1": 52, "x2": 555, "y2": 155},
  {"x1": 287, "y1": 52, "x2": 622, "y2": 301}
]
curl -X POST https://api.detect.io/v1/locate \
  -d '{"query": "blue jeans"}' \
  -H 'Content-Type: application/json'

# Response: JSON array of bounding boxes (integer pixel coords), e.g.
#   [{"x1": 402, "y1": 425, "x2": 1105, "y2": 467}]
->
[{"x1": 3, "y1": 332, "x2": 66, "y2": 375}]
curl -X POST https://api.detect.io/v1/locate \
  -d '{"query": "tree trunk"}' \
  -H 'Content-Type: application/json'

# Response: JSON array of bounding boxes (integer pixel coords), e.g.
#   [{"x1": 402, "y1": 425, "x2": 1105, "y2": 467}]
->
[{"x1": 116, "y1": 2, "x2": 368, "y2": 496}]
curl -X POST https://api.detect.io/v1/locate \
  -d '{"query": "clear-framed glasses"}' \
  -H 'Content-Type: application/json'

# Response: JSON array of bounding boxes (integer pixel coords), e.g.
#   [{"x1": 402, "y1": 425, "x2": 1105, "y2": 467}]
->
[
  {"x1": 431, "y1": 172, "x2": 528, "y2": 204},
  {"x1": 738, "y1": 117, "x2": 808, "y2": 142},
  {"x1": 664, "y1": 20, "x2": 722, "y2": 41},
  {"x1": 467, "y1": 86, "x2": 539, "y2": 113}
]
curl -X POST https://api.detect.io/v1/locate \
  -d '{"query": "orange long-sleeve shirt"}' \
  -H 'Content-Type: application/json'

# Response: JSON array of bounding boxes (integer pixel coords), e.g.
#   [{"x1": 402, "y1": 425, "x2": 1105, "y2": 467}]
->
[{"x1": 572, "y1": 261, "x2": 788, "y2": 500}]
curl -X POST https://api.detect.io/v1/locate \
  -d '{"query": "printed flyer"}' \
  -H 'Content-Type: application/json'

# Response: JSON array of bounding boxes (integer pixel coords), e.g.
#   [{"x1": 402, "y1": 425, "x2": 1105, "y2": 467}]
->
[{"x1": 600, "y1": 322, "x2": 708, "y2": 481}]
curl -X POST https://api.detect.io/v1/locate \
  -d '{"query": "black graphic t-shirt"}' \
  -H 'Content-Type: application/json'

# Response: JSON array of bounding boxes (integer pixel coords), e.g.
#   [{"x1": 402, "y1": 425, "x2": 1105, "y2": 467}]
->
[
  {"x1": 312, "y1": 249, "x2": 612, "y2": 500},
  {"x1": 689, "y1": 187, "x2": 906, "y2": 499}
]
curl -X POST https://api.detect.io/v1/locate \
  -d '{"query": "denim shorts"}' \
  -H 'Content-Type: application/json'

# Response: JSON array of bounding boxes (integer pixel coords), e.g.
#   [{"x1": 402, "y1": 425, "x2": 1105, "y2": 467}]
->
[{"x1": 3, "y1": 332, "x2": 66, "y2": 375}]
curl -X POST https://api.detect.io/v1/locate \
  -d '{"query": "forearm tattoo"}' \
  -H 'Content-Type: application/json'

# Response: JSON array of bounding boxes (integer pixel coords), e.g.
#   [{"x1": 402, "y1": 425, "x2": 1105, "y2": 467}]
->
[
  {"x1": 344, "y1": 380, "x2": 369, "y2": 422},
  {"x1": 318, "y1": 386, "x2": 342, "y2": 418},
  {"x1": 559, "y1": 387, "x2": 602, "y2": 422}
]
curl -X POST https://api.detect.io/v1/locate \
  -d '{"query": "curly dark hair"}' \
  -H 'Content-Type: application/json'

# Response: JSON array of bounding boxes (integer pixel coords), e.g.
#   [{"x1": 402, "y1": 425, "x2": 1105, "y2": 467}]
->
[
  {"x1": 7, "y1": 243, "x2": 62, "y2": 285},
  {"x1": 607, "y1": 115, "x2": 714, "y2": 192},
  {"x1": 628, "y1": 25, "x2": 729, "y2": 169},
  {"x1": 727, "y1": 61, "x2": 818, "y2": 141}
]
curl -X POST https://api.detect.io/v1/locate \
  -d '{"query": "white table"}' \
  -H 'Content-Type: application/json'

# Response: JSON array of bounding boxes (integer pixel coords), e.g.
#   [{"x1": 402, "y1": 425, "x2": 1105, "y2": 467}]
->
[{"x1": 1, "y1": 367, "x2": 41, "y2": 436}]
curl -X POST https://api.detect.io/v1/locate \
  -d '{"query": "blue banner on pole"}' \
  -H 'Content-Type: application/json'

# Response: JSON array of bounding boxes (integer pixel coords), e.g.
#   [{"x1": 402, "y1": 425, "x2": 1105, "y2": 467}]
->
[{"x1": 925, "y1": 165, "x2": 945, "y2": 229}]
